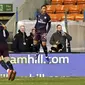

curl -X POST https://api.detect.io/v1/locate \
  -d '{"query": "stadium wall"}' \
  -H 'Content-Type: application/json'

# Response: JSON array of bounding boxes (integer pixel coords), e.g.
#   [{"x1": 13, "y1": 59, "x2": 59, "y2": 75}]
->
[
  {"x1": 0, "y1": 53, "x2": 85, "y2": 77},
  {"x1": 68, "y1": 21, "x2": 85, "y2": 52}
]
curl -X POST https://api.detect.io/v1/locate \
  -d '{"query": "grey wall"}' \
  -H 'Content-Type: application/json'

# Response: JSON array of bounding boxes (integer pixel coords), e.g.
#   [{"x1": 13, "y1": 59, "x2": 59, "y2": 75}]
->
[
  {"x1": 13, "y1": 0, "x2": 26, "y2": 12},
  {"x1": 0, "y1": 0, "x2": 14, "y2": 3},
  {"x1": 22, "y1": 0, "x2": 47, "y2": 20},
  {"x1": 68, "y1": 21, "x2": 85, "y2": 52}
]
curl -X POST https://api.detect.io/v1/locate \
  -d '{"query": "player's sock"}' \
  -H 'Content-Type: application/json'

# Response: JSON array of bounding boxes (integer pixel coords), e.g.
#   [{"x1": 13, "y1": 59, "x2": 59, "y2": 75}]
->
[
  {"x1": 35, "y1": 52, "x2": 39, "y2": 59},
  {"x1": 42, "y1": 46, "x2": 50, "y2": 62},
  {"x1": 6, "y1": 61, "x2": 14, "y2": 70},
  {"x1": 42, "y1": 45, "x2": 48, "y2": 56},
  {"x1": 0, "y1": 60, "x2": 8, "y2": 70}
]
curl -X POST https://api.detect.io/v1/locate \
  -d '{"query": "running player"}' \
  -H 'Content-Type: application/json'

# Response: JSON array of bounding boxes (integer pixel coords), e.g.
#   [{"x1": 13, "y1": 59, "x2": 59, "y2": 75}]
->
[{"x1": 0, "y1": 23, "x2": 16, "y2": 81}]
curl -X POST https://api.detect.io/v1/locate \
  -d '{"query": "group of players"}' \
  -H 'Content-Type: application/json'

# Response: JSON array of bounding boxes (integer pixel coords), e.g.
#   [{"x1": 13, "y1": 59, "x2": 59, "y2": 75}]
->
[
  {"x1": 0, "y1": 5, "x2": 72, "y2": 80},
  {"x1": 0, "y1": 5, "x2": 51, "y2": 81}
]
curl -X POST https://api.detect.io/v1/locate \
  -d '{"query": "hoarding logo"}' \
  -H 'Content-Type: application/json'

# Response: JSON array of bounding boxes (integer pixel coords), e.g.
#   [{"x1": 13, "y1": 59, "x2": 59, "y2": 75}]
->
[{"x1": 10, "y1": 54, "x2": 69, "y2": 64}]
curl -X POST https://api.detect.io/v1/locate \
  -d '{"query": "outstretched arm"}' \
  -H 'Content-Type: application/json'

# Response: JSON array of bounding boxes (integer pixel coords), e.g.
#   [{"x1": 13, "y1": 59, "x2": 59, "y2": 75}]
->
[
  {"x1": 65, "y1": 33, "x2": 72, "y2": 41},
  {"x1": 47, "y1": 15, "x2": 51, "y2": 33},
  {"x1": 4, "y1": 29, "x2": 9, "y2": 39},
  {"x1": 47, "y1": 21, "x2": 51, "y2": 33}
]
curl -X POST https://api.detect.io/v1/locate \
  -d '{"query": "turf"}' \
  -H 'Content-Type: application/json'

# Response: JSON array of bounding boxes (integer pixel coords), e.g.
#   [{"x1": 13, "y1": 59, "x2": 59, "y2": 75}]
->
[{"x1": 0, "y1": 77, "x2": 85, "y2": 85}]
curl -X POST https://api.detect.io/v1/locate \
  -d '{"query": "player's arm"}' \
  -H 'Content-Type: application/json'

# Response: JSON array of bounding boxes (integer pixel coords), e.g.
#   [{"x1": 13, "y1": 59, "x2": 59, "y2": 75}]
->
[
  {"x1": 2, "y1": 25, "x2": 9, "y2": 39},
  {"x1": 34, "y1": 14, "x2": 38, "y2": 29},
  {"x1": 4, "y1": 29, "x2": 9, "y2": 39},
  {"x1": 47, "y1": 15, "x2": 51, "y2": 33}
]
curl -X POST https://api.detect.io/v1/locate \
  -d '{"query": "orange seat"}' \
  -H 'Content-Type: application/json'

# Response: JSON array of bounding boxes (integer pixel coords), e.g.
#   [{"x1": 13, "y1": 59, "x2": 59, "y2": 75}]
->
[
  {"x1": 65, "y1": 5, "x2": 81, "y2": 14},
  {"x1": 77, "y1": 0, "x2": 85, "y2": 4},
  {"x1": 63, "y1": 0, "x2": 76, "y2": 5},
  {"x1": 78, "y1": 4, "x2": 85, "y2": 12},
  {"x1": 48, "y1": 14, "x2": 63, "y2": 21},
  {"x1": 51, "y1": 0, "x2": 63, "y2": 5},
  {"x1": 55, "y1": 5, "x2": 66, "y2": 13},
  {"x1": 75, "y1": 14, "x2": 84, "y2": 21},
  {"x1": 46, "y1": 5, "x2": 56, "y2": 13},
  {"x1": 62, "y1": 14, "x2": 75, "y2": 20}
]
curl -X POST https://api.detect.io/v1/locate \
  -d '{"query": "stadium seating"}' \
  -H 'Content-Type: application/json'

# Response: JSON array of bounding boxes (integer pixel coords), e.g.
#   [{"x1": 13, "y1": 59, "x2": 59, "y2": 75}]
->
[
  {"x1": 78, "y1": 4, "x2": 85, "y2": 13},
  {"x1": 55, "y1": 5, "x2": 66, "y2": 13},
  {"x1": 77, "y1": 0, "x2": 85, "y2": 4},
  {"x1": 55, "y1": 5, "x2": 81, "y2": 14},
  {"x1": 48, "y1": 14, "x2": 64, "y2": 21},
  {"x1": 51, "y1": 0, "x2": 63, "y2": 5},
  {"x1": 62, "y1": 14, "x2": 75, "y2": 20},
  {"x1": 63, "y1": 0, "x2": 76, "y2": 5},
  {"x1": 67, "y1": 5, "x2": 81, "y2": 14},
  {"x1": 62, "y1": 14, "x2": 84, "y2": 21},
  {"x1": 47, "y1": 0, "x2": 85, "y2": 21},
  {"x1": 46, "y1": 5, "x2": 56, "y2": 13},
  {"x1": 75, "y1": 14, "x2": 84, "y2": 21}
]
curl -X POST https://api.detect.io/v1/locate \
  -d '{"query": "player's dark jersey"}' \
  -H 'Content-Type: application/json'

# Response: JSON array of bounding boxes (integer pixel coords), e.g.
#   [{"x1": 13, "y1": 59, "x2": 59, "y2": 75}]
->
[
  {"x1": 0, "y1": 26, "x2": 9, "y2": 44},
  {"x1": 35, "y1": 12, "x2": 51, "y2": 33}
]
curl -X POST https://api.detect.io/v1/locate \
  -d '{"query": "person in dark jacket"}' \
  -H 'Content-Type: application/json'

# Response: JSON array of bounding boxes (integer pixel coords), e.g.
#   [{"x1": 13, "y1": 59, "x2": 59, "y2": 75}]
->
[
  {"x1": 27, "y1": 28, "x2": 35, "y2": 52},
  {"x1": 50, "y1": 24, "x2": 72, "y2": 52},
  {"x1": 27, "y1": 32, "x2": 34, "y2": 52},
  {"x1": 0, "y1": 24, "x2": 16, "y2": 81},
  {"x1": 12, "y1": 25, "x2": 28, "y2": 52},
  {"x1": 27, "y1": 28, "x2": 40, "y2": 52}
]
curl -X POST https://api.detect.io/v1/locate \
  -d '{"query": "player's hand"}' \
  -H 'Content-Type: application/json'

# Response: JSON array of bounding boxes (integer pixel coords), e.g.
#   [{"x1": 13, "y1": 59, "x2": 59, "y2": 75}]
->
[{"x1": 2, "y1": 24, "x2": 6, "y2": 29}]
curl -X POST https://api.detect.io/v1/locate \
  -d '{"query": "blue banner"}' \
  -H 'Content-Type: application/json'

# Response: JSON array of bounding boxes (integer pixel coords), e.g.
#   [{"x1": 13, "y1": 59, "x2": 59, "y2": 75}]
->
[{"x1": 0, "y1": 53, "x2": 85, "y2": 77}]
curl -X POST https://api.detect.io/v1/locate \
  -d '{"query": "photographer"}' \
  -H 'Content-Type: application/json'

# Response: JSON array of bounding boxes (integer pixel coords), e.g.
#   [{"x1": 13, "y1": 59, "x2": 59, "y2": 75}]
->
[{"x1": 50, "y1": 24, "x2": 72, "y2": 52}]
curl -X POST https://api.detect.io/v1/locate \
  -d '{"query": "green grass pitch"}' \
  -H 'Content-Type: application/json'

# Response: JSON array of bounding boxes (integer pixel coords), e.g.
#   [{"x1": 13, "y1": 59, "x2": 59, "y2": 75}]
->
[{"x1": 0, "y1": 77, "x2": 85, "y2": 85}]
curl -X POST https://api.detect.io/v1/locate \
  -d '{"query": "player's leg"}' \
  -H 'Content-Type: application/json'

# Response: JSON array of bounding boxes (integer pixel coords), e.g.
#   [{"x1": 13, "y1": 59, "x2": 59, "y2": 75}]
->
[
  {"x1": 0, "y1": 55, "x2": 8, "y2": 71},
  {"x1": 4, "y1": 57, "x2": 16, "y2": 81},
  {"x1": 0, "y1": 44, "x2": 13, "y2": 80},
  {"x1": 41, "y1": 33, "x2": 50, "y2": 62},
  {"x1": 3, "y1": 45, "x2": 16, "y2": 81},
  {"x1": 41, "y1": 41, "x2": 50, "y2": 61},
  {"x1": 0, "y1": 55, "x2": 12, "y2": 80},
  {"x1": 0, "y1": 56, "x2": 13, "y2": 80}
]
